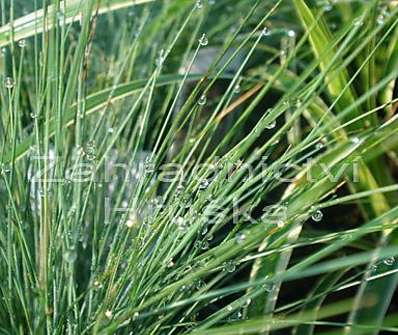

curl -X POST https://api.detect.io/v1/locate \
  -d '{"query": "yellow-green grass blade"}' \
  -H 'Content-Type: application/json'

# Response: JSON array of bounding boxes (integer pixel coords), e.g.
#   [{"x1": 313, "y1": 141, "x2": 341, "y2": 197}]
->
[
  {"x1": 292, "y1": 0, "x2": 361, "y2": 126},
  {"x1": 108, "y1": 115, "x2": 398, "y2": 331},
  {"x1": 245, "y1": 65, "x2": 395, "y2": 322},
  {"x1": 292, "y1": 0, "x2": 396, "y2": 200},
  {"x1": 381, "y1": 24, "x2": 398, "y2": 115},
  {"x1": 272, "y1": 5, "x2": 398, "y2": 332}
]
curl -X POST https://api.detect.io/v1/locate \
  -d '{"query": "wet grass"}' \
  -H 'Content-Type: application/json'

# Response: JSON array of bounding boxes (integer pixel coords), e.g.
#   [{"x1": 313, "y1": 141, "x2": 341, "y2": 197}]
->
[{"x1": 0, "y1": 0, "x2": 398, "y2": 334}]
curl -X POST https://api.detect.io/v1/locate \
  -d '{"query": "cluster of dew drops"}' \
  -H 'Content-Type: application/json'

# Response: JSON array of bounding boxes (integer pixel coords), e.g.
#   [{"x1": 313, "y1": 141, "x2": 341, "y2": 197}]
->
[
  {"x1": 173, "y1": 0, "x2": 394, "y2": 309},
  {"x1": 167, "y1": 179, "x2": 243, "y2": 275}
]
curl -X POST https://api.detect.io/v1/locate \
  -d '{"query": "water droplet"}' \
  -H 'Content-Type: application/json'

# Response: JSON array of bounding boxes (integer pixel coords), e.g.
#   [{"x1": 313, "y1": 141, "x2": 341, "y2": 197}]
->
[
  {"x1": 30, "y1": 112, "x2": 38, "y2": 119},
  {"x1": 316, "y1": 142, "x2": 324, "y2": 150},
  {"x1": 208, "y1": 0, "x2": 215, "y2": 4},
  {"x1": 93, "y1": 280, "x2": 103, "y2": 289},
  {"x1": 262, "y1": 27, "x2": 271, "y2": 36},
  {"x1": 108, "y1": 127, "x2": 114, "y2": 134},
  {"x1": 201, "y1": 241, "x2": 209, "y2": 250},
  {"x1": 198, "y1": 94, "x2": 207, "y2": 106},
  {"x1": 4, "y1": 77, "x2": 15, "y2": 89},
  {"x1": 376, "y1": 14, "x2": 386, "y2": 26},
  {"x1": 227, "y1": 305, "x2": 233, "y2": 311},
  {"x1": 175, "y1": 216, "x2": 188, "y2": 232},
  {"x1": 233, "y1": 83, "x2": 241, "y2": 94},
  {"x1": 105, "y1": 310, "x2": 113, "y2": 319},
  {"x1": 125, "y1": 218, "x2": 135, "y2": 228},
  {"x1": 236, "y1": 233, "x2": 246, "y2": 244},
  {"x1": 384, "y1": 256, "x2": 395, "y2": 266},
  {"x1": 199, "y1": 34, "x2": 209, "y2": 46},
  {"x1": 323, "y1": 0, "x2": 334, "y2": 11},
  {"x1": 133, "y1": 312, "x2": 140, "y2": 320},
  {"x1": 176, "y1": 184, "x2": 185, "y2": 193},
  {"x1": 351, "y1": 137, "x2": 361, "y2": 145},
  {"x1": 18, "y1": 39, "x2": 26, "y2": 48},
  {"x1": 230, "y1": 309, "x2": 243, "y2": 321},
  {"x1": 199, "y1": 178, "x2": 209, "y2": 189},
  {"x1": 311, "y1": 207, "x2": 323, "y2": 222},
  {"x1": 196, "y1": 0, "x2": 203, "y2": 9},
  {"x1": 223, "y1": 260, "x2": 236, "y2": 273},
  {"x1": 196, "y1": 279, "x2": 205, "y2": 289},
  {"x1": 1, "y1": 48, "x2": 6, "y2": 57},
  {"x1": 353, "y1": 18, "x2": 364, "y2": 27},
  {"x1": 64, "y1": 247, "x2": 77, "y2": 263},
  {"x1": 266, "y1": 120, "x2": 276, "y2": 129},
  {"x1": 287, "y1": 30, "x2": 296, "y2": 38},
  {"x1": 294, "y1": 98, "x2": 303, "y2": 108}
]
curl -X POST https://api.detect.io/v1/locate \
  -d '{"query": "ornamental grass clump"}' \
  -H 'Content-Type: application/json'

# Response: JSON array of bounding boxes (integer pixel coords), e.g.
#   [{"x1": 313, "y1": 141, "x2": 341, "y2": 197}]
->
[{"x1": 1, "y1": 0, "x2": 398, "y2": 334}]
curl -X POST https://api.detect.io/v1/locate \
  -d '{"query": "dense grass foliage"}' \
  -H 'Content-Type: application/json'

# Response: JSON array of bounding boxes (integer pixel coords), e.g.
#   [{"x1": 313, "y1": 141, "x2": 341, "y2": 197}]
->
[{"x1": 1, "y1": 0, "x2": 398, "y2": 334}]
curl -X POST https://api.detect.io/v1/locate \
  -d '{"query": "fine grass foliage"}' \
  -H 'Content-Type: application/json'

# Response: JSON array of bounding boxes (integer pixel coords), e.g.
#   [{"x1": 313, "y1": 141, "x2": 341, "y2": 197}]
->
[{"x1": 0, "y1": 0, "x2": 398, "y2": 334}]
